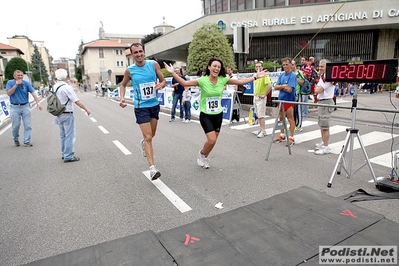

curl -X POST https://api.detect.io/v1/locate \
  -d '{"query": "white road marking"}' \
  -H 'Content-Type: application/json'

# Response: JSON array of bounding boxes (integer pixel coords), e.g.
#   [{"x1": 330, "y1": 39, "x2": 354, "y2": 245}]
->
[
  {"x1": 90, "y1": 117, "x2": 97, "y2": 122},
  {"x1": 328, "y1": 131, "x2": 397, "y2": 154},
  {"x1": 370, "y1": 152, "x2": 399, "y2": 169},
  {"x1": 143, "y1": 170, "x2": 192, "y2": 213},
  {"x1": 0, "y1": 123, "x2": 11, "y2": 136},
  {"x1": 112, "y1": 140, "x2": 132, "y2": 155},
  {"x1": 368, "y1": 176, "x2": 386, "y2": 183},
  {"x1": 98, "y1": 126, "x2": 109, "y2": 134},
  {"x1": 294, "y1": 125, "x2": 347, "y2": 144}
]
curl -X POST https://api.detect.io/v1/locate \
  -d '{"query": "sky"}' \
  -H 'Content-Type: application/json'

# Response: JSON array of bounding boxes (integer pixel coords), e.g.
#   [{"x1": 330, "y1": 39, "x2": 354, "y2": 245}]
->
[{"x1": 1, "y1": 0, "x2": 203, "y2": 59}]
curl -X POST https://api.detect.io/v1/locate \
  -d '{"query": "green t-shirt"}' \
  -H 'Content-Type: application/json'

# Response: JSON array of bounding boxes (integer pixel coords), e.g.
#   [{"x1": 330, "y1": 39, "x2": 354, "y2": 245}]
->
[
  {"x1": 254, "y1": 76, "x2": 272, "y2": 96},
  {"x1": 197, "y1": 75, "x2": 228, "y2": 114},
  {"x1": 294, "y1": 69, "x2": 305, "y2": 94}
]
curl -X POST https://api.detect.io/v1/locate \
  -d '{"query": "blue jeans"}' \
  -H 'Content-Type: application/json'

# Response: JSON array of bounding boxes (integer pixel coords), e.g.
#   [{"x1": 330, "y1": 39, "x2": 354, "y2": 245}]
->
[
  {"x1": 10, "y1": 104, "x2": 32, "y2": 143},
  {"x1": 301, "y1": 94, "x2": 309, "y2": 117},
  {"x1": 184, "y1": 101, "x2": 191, "y2": 120},
  {"x1": 58, "y1": 113, "x2": 76, "y2": 160},
  {"x1": 171, "y1": 93, "x2": 183, "y2": 120}
]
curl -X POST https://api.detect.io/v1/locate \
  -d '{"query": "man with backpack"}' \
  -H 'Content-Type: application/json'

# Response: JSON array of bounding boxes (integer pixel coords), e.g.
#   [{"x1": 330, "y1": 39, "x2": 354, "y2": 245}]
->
[{"x1": 53, "y1": 69, "x2": 91, "y2": 163}]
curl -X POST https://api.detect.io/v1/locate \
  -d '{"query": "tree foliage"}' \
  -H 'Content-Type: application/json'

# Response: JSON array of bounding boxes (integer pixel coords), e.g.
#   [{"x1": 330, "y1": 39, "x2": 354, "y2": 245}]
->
[
  {"x1": 75, "y1": 66, "x2": 82, "y2": 82},
  {"x1": 141, "y1": 32, "x2": 175, "y2": 69},
  {"x1": 31, "y1": 44, "x2": 48, "y2": 83},
  {"x1": 141, "y1": 32, "x2": 163, "y2": 47},
  {"x1": 4, "y1": 57, "x2": 28, "y2": 80},
  {"x1": 187, "y1": 23, "x2": 236, "y2": 75}
]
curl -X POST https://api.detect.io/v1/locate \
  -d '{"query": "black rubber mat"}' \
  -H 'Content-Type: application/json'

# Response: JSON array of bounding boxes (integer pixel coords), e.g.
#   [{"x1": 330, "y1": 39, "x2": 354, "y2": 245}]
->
[
  {"x1": 23, "y1": 230, "x2": 175, "y2": 266},
  {"x1": 23, "y1": 186, "x2": 398, "y2": 266}
]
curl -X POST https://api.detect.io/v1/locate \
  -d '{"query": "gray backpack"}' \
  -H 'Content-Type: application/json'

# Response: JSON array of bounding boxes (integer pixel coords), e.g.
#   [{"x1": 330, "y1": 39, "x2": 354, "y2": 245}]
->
[{"x1": 47, "y1": 84, "x2": 69, "y2": 116}]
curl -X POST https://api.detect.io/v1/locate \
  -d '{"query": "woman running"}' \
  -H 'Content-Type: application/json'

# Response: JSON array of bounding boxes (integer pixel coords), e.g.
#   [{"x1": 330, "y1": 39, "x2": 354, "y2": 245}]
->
[{"x1": 164, "y1": 58, "x2": 268, "y2": 169}]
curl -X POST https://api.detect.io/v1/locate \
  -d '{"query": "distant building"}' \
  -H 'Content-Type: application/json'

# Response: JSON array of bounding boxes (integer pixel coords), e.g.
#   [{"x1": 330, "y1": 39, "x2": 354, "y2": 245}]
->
[
  {"x1": 154, "y1": 17, "x2": 175, "y2": 34},
  {"x1": 0, "y1": 43, "x2": 24, "y2": 88},
  {"x1": 7, "y1": 36, "x2": 52, "y2": 79},
  {"x1": 80, "y1": 39, "x2": 130, "y2": 87}
]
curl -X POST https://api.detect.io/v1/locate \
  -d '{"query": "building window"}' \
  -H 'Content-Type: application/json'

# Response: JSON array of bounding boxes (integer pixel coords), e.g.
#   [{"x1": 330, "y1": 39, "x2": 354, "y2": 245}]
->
[
  {"x1": 256, "y1": 0, "x2": 264, "y2": 7},
  {"x1": 245, "y1": 0, "x2": 253, "y2": 9},
  {"x1": 265, "y1": 0, "x2": 274, "y2": 7},
  {"x1": 231, "y1": 0, "x2": 238, "y2": 10},
  {"x1": 117, "y1": 61, "x2": 124, "y2": 67},
  {"x1": 216, "y1": 0, "x2": 222, "y2": 12},
  {"x1": 0, "y1": 51, "x2": 6, "y2": 55},
  {"x1": 222, "y1": 0, "x2": 228, "y2": 10},
  {"x1": 211, "y1": 0, "x2": 216, "y2": 12},
  {"x1": 276, "y1": 0, "x2": 285, "y2": 6},
  {"x1": 99, "y1": 49, "x2": 104, "y2": 58},
  {"x1": 238, "y1": 0, "x2": 245, "y2": 10},
  {"x1": 289, "y1": 0, "x2": 301, "y2": 4}
]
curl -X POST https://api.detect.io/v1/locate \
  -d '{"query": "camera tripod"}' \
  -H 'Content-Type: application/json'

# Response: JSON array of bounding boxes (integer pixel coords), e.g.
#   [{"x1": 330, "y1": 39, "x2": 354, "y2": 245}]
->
[{"x1": 327, "y1": 84, "x2": 378, "y2": 187}]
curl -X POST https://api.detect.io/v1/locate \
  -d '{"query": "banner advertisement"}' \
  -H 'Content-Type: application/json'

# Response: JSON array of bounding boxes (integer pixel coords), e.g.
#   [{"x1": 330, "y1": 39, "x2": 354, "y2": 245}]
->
[
  {"x1": 112, "y1": 71, "x2": 283, "y2": 122},
  {"x1": 0, "y1": 95, "x2": 10, "y2": 126}
]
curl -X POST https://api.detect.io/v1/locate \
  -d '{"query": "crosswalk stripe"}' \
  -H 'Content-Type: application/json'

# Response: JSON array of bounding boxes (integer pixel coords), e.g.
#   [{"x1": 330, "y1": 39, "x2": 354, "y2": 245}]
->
[
  {"x1": 228, "y1": 115, "x2": 397, "y2": 170},
  {"x1": 229, "y1": 117, "x2": 316, "y2": 130},
  {"x1": 328, "y1": 131, "x2": 397, "y2": 154},
  {"x1": 294, "y1": 125, "x2": 347, "y2": 144},
  {"x1": 370, "y1": 152, "x2": 398, "y2": 169}
]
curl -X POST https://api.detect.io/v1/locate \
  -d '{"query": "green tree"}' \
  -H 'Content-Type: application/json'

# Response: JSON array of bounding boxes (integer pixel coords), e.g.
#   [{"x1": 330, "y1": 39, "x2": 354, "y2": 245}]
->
[
  {"x1": 141, "y1": 32, "x2": 163, "y2": 47},
  {"x1": 187, "y1": 23, "x2": 236, "y2": 75},
  {"x1": 75, "y1": 66, "x2": 82, "y2": 82},
  {"x1": 31, "y1": 44, "x2": 48, "y2": 83},
  {"x1": 4, "y1": 57, "x2": 28, "y2": 81}
]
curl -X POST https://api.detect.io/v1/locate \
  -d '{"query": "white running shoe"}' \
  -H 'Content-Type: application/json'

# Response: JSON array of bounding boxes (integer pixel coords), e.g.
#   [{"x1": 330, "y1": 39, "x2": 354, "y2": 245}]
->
[
  {"x1": 314, "y1": 146, "x2": 330, "y2": 155},
  {"x1": 149, "y1": 166, "x2": 161, "y2": 180},
  {"x1": 203, "y1": 158, "x2": 210, "y2": 169},
  {"x1": 257, "y1": 131, "x2": 267, "y2": 138},
  {"x1": 197, "y1": 150, "x2": 205, "y2": 167},
  {"x1": 140, "y1": 139, "x2": 146, "y2": 157},
  {"x1": 252, "y1": 130, "x2": 261, "y2": 135},
  {"x1": 314, "y1": 142, "x2": 324, "y2": 150}
]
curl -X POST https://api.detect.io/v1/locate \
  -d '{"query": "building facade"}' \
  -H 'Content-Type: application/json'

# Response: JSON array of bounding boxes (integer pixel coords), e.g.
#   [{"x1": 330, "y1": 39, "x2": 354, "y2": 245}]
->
[
  {"x1": 145, "y1": 0, "x2": 399, "y2": 72},
  {"x1": 0, "y1": 43, "x2": 24, "y2": 89},
  {"x1": 80, "y1": 40, "x2": 130, "y2": 88},
  {"x1": 7, "y1": 36, "x2": 52, "y2": 79}
]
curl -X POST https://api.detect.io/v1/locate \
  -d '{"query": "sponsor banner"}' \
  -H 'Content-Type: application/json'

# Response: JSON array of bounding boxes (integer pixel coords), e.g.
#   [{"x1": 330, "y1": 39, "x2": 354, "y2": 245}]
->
[{"x1": 0, "y1": 94, "x2": 10, "y2": 126}]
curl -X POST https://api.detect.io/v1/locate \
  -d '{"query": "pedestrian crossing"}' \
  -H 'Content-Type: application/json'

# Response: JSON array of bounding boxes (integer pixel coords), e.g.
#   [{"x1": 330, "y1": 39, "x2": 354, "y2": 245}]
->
[{"x1": 228, "y1": 116, "x2": 399, "y2": 171}]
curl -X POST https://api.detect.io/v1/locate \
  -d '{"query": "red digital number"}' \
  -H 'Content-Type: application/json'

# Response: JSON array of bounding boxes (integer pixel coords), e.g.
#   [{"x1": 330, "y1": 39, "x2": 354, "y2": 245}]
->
[
  {"x1": 347, "y1": 65, "x2": 356, "y2": 79},
  {"x1": 356, "y1": 65, "x2": 365, "y2": 79},
  {"x1": 331, "y1": 66, "x2": 339, "y2": 79},
  {"x1": 365, "y1": 64, "x2": 375, "y2": 79},
  {"x1": 339, "y1": 65, "x2": 346, "y2": 79}
]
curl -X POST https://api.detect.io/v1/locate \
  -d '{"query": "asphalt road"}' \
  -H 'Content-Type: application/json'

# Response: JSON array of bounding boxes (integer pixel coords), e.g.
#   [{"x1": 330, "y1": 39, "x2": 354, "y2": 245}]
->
[{"x1": 1, "y1": 88, "x2": 399, "y2": 265}]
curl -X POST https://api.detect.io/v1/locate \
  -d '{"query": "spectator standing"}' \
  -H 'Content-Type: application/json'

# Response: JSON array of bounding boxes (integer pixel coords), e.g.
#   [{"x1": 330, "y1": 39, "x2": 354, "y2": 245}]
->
[
  {"x1": 119, "y1": 43, "x2": 166, "y2": 180},
  {"x1": 164, "y1": 58, "x2": 268, "y2": 169},
  {"x1": 183, "y1": 87, "x2": 192, "y2": 123},
  {"x1": 273, "y1": 58, "x2": 297, "y2": 146},
  {"x1": 252, "y1": 61, "x2": 272, "y2": 138},
  {"x1": 6, "y1": 70, "x2": 43, "y2": 147},
  {"x1": 300, "y1": 57, "x2": 312, "y2": 115},
  {"x1": 225, "y1": 66, "x2": 239, "y2": 123},
  {"x1": 100, "y1": 81, "x2": 105, "y2": 97},
  {"x1": 170, "y1": 68, "x2": 186, "y2": 122},
  {"x1": 314, "y1": 59, "x2": 335, "y2": 155},
  {"x1": 105, "y1": 79, "x2": 112, "y2": 98},
  {"x1": 291, "y1": 60, "x2": 305, "y2": 132},
  {"x1": 53, "y1": 69, "x2": 91, "y2": 162},
  {"x1": 95, "y1": 82, "x2": 99, "y2": 97}
]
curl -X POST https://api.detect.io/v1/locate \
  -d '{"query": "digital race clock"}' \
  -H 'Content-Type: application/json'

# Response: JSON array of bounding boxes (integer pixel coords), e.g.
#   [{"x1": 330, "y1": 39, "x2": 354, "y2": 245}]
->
[{"x1": 325, "y1": 59, "x2": 398, "y2": 83}]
